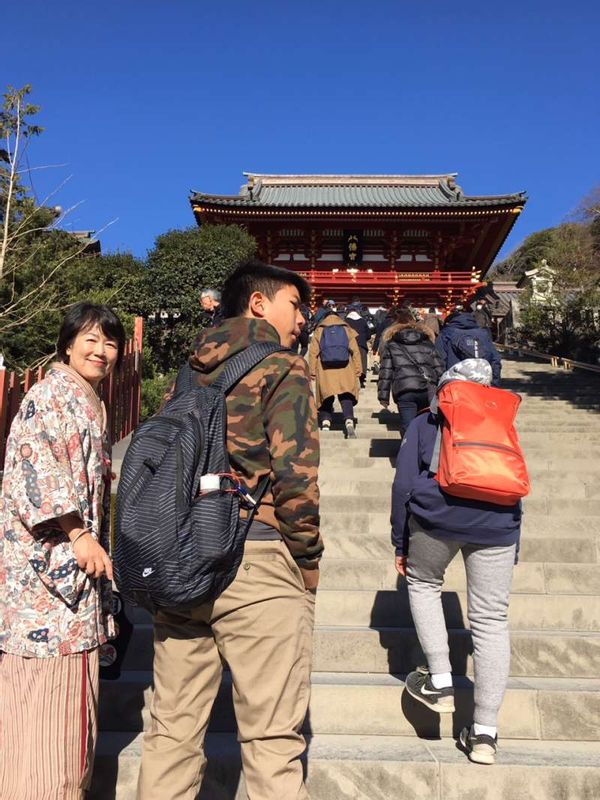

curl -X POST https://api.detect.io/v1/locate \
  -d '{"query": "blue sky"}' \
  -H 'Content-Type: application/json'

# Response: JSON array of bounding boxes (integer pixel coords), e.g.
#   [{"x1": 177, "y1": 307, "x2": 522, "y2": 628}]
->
[{"x1": 1, "y1": 0, "x2": 598, "y2": 263}]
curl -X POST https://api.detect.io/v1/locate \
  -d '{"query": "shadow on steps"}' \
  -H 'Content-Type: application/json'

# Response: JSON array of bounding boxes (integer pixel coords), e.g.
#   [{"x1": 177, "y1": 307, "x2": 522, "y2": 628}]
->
[{"x1": 371, "y1": 574, "x2": 473, "y2": 740}]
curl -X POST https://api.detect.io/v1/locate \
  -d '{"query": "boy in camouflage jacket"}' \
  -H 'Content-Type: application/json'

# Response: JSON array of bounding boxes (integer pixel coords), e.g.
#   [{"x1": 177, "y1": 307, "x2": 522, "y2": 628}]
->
[{"x1": 137, "y1": 261, "x2": 321, "y2": 800}]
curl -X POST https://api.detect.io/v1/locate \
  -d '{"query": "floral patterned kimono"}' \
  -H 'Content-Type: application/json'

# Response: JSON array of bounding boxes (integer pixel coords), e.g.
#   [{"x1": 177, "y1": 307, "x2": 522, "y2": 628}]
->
[{"x1": 0, "y1": 363, "x2": 114, "y2": 800}]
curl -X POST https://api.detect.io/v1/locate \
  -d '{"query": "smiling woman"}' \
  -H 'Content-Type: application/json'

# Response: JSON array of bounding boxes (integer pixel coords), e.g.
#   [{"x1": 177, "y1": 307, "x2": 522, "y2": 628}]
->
[
  {"x1": 0, "y1": 303, "x2": 126, "y2": 800},
  {"x1": 57, "y1": 303, "x2": 127, "y2": 386}
]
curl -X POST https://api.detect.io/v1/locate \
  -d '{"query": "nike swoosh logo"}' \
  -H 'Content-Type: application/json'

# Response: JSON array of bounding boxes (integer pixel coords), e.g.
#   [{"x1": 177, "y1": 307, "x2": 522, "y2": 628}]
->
[{"x1": 421, "y1": 687, "x2": 442, "y2": 695}]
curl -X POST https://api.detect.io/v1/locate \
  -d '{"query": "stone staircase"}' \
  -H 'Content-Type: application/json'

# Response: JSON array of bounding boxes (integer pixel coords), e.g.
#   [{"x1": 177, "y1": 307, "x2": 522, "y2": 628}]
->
[{"x1": 92, "y1": 354, "x2": 600, "y2": 799}]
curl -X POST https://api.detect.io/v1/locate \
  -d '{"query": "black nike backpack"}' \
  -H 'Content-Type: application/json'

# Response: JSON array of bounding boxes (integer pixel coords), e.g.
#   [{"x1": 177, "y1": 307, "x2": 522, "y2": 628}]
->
[{"x1": 114, "y1": 341, "x2": 286, "y2": 612}]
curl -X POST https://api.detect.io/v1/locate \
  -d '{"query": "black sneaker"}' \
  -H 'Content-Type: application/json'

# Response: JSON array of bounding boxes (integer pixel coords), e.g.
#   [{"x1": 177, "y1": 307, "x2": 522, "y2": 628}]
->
[
  {"x1": 404, "y1": 666, "x2": 455, "y2": 713},
  {"x1": 459, "y1": 724, "x2": 497, "y2": 765}
]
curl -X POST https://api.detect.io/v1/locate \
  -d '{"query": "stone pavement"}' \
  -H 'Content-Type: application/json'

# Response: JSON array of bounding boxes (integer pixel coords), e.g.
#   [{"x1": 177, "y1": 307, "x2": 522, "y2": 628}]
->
[{"x1": 92, "y1": 354, "x2": 600, "y2": 799}]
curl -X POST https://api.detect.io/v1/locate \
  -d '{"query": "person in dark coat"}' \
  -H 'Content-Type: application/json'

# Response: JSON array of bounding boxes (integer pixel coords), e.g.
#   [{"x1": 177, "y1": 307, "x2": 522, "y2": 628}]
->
[
  {"x1": 436, "y1": 310, "x2": 501, "y2": 386},
  {"x1": 345, "y1": 308, "x2": 372, "y2": 387},
  {"x1": 373, "y1": 307, "x2": 400, "y2": 356},
  {"x1": 377, "y1": 318, "x2": 445, "y2": 432},
  {"x1": 472, "y1": 299, "x2": 493, "y2": 330},
  {"x1": 422, "y1": 307, "x2": 441, "y2": 338},
  {"x1": 312, "y1": 298, "x2": 334, "y2": 329},
  {"x1": 297, "y1": 304, "x2": 312, "y2": 356}
]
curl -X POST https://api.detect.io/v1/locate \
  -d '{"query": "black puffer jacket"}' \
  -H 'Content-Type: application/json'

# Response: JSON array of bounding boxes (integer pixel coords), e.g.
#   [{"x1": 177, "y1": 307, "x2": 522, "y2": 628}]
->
[{"x1": 378, "y1": 327, "x2": 445, "y2": 403}]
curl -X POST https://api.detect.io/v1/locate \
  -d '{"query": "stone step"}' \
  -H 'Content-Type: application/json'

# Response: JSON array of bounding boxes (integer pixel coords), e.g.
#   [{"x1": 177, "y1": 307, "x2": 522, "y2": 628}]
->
[
  {"x1": 321, "y1": 529, "x2": 598, "y2": 564},
  {"x1": 319, "y1": 559, "x2": 600, "y2": 595},
  {"x1": 321, "y1": 436, "x2": 600, "y2": 455},
  {"x1": 124, "y1": 560, "x2": 600, "y2": 629},
  {"x1": 319, "y1": 440, "x2": 600, "y2": 459},
  {"x1": 324, "y1": 456, "x2": 592, "y2": 473},
  {"x1": 98, "y1": 672, "x2": 600, "y2": 742},
  {"x1": 318, "y1": 494, "x2": 600, "y2": 517},
  {"x1": 314, "y1": 590, "x2": 600, "y2": 631},
  {"x1": 355, "y1": 407, "x2": 600, "y2": 424},
  {"x1": 321, "y1": 510, "x2": 600, "y2": 534},
  {"x1": 318, "y1": 476, "x2": 597, "y2": 499},
  {"x1": 126, "y1": 587, "x2": 600, "y2": 632},
  {"x1": 312, "y1": 628, "x2": 600, "y2": 678},
  {"x1": 90, "y1": 732, "x2": 600, "y2": 800},
  {"x1": 122, "y1": 626, "x2": 600, "y2": 678},
  {"x1": 319, "y1": 466, "x2": 600, "y2": 481}
]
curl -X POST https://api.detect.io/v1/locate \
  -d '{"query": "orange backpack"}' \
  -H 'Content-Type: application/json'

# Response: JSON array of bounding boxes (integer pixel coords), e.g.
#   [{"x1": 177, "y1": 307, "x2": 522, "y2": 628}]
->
[{"x1": 432, "y1": 381, "x2": 531, "y2": 506}]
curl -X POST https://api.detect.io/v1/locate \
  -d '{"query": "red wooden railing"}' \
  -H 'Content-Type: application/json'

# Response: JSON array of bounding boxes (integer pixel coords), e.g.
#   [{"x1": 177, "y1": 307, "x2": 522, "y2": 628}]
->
[
  {"x1": 0, "y1": 318, "x2": 144, "y2": 469},
  {"x1": 296, "y1": 269, "x2": 485, "y2": 289}
]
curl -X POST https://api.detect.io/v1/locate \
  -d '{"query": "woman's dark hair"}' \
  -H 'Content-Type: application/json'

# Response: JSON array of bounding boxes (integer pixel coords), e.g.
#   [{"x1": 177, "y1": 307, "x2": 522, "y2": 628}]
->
[
  {"x1": 393, "y1": 308, "x2": 414, "y2": 325},
  {"x1": 221, "y1": 259, "x2": 311, "y2": 318},
  {"x1": 56, "y1": 303, "x2": 127, "y2": 368}
]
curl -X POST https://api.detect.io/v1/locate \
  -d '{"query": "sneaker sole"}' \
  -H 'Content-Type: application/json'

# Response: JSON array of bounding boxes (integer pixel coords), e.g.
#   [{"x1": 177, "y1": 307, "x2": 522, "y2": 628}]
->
[
  {"x1": 405, "y1": 683, "x2": 455, "y2": 714},
  {"x1": 459, "y1": 729, "x2": 496, "y2": 765}
]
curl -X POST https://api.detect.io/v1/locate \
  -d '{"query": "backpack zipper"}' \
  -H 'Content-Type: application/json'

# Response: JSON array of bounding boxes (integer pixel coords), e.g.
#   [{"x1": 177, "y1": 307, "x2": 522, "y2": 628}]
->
[{"x1": 453, "y1": 441, "x2": 519, "y2": 455}]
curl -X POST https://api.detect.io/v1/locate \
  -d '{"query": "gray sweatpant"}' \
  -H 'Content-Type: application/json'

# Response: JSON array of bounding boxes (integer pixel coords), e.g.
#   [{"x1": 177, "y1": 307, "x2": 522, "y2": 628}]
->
[{"x1": 406, "y1": 521, "x2": 516, "y2": 727}]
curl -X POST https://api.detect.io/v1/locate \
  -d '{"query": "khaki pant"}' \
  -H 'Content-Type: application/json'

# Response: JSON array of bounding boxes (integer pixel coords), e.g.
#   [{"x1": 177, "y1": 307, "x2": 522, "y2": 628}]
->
[{"x1": 136, "y1": 540, "x2": 315, "y2": 800}]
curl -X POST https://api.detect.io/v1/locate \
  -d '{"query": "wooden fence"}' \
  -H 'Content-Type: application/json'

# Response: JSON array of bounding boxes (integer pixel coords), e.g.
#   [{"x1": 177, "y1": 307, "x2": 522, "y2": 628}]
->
[{"x1": 0, "y1": 318, "x2": 144, "y2": 469}]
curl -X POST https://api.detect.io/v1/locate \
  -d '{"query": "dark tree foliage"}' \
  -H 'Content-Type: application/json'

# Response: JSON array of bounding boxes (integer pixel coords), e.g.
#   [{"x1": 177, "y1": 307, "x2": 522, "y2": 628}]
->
[
  {"x1": 0, "y1": 243, "x2": 143, "y2": 369},
  {"x1": 136, "y1": 224, "x2": 257, "y2": 376},
  {"x1": 492, "y1": 228, "x2": 558, "y2": 279}
]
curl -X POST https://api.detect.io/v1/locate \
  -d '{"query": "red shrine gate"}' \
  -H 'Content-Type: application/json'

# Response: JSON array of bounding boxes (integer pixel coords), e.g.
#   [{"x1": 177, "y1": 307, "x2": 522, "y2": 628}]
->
[{"x1": 190, "y1": 174, "x2": 527, "y2": 309}]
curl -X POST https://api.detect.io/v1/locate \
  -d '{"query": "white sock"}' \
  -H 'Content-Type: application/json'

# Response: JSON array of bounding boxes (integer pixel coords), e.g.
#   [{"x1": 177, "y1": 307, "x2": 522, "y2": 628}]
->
[
  {"x1": 473, "y1": 723, "x2": 497, "y2": 739},
  {"x1": 430, "y1": 672, "x2": 452, "y2": 689}
]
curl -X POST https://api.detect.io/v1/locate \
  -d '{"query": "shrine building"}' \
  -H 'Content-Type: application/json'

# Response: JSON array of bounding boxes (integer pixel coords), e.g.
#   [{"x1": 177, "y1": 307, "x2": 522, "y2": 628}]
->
[{"x1": 190, "y1": 173, "x2": 527, "y2": 308}]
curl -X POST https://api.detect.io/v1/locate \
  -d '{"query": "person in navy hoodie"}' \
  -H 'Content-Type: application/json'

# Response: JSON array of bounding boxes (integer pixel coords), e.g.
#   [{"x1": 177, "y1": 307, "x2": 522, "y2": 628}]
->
[
  {"x1": 391, "y1": 359, "x2": 522, "y2": 766},
  {"x1": 436, "y1": 307, "x2": 502, "y2": 386}
]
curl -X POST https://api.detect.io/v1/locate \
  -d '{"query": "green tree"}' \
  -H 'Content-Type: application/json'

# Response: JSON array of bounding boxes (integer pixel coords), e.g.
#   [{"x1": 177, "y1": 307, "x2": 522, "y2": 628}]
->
[
  {"x1": 137, "y1": 224, "x2": 256, "y2": 375},
  {"x1": 517, "y1": 222, "x2": 600, "y2": 360},
  {"x1": 493, "y1": 227, "x2": 558, "y2": 279}
]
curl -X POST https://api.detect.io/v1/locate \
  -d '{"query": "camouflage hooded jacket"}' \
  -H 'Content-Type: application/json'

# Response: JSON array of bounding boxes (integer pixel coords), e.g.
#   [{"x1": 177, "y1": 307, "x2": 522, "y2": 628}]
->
[{"x1": 187, "y1": 317, "x2": 322, "y2": 568}]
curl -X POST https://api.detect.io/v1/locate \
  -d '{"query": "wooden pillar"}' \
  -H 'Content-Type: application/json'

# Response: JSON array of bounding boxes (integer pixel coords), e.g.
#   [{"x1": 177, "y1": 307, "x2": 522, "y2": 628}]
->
[
  {"x1": 266, "y1": 229, "x2": 273, "y2": 263},
  {"x1": 388, "y1": 229, "x2": 398, "y2": 271},
  {"x1": 134, "y1": 317, "x2": 144, "y2": 352},
  {"x1": 309, "y1": 228, "x2": 317, "y2": 269}
]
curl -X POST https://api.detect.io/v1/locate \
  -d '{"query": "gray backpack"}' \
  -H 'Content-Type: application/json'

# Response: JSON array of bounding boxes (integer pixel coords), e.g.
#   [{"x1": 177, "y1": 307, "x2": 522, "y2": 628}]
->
[{"x1": 114, "y1": 342, "x2": 286, "y2": 612}]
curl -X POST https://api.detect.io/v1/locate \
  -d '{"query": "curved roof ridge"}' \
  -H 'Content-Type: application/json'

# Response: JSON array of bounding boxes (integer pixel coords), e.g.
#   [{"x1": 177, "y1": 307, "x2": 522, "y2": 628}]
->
[{"x1": 243, "y1": 173, "x2": 458, "y2": 187}]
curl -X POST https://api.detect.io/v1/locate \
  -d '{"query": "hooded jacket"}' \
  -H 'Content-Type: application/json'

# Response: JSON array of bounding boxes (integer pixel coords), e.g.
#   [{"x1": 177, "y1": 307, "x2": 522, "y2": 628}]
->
[
  {"x1": 435, "y1": 312, "x2": 502, "y2": 384},
  {"x1": 391, "y1": 410, "x2": 522, "y2": 557},
  {"x1": 188, "y1": 317, "x2": 322, "y2": 568},
  {"x1": 345, "y1": 311, "x2": 371, "y2": 351},
  {"x1": 377, "y1": 324, "x2": 444, "y2": 403},
  {"x1": 308, "y1": 313, "x2": 363, "y2": 407}
]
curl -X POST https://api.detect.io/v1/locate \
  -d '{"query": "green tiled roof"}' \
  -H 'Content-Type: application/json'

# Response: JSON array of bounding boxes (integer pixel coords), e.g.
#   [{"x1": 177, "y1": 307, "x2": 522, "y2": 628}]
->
[{"x1": 191, "y1": 174, "x2": 526, "y2": 209}]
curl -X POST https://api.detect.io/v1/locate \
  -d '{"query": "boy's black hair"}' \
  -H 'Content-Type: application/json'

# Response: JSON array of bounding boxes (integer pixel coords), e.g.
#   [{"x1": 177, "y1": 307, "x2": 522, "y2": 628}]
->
[
  {"x1": 222, "y1": 260, "x2": 311, "y2": 318},
  {"x1": 56, "y1": 302, "x2": 127, "y2": 369}
]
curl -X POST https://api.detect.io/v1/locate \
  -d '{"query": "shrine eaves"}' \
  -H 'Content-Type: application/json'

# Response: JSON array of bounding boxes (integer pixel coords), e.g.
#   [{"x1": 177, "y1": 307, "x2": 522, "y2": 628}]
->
[{"x1": 190, "y1": 173, "x2": 527, "y2": 307}]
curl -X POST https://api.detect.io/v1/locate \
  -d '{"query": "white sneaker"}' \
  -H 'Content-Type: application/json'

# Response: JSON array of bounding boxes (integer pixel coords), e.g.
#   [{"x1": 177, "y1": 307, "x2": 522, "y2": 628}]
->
[
  {"x1": 344, "y1": 419, "x2": 356, "y2": 439},
  {"x1": 320, "y1": 421, "x2": 331, "y2": 432}
]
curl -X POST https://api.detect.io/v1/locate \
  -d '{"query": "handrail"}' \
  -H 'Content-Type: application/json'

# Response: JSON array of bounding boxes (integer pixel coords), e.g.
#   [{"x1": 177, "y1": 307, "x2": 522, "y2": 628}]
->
[{"x1": 496, "y1": 343, "x2": 600, "y2": 375}]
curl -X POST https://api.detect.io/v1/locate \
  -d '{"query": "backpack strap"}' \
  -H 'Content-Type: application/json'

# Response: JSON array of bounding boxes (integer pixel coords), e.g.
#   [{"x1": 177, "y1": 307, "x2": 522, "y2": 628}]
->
[
  {"x1": 430, "y1": 424, "x2": 442, "y2": 474},
  {"x1": 173, "y1": 361, "x2": 197, "y2": 395},
  {"x1": 213, "y1": 341, "x2": 289, "y2": 525},
  {"x1": 396, "y1": 344, "x2": 435, "y2": 386},
  {"x1": 213, "y1": 341, "x2": 289, "y2": 395}
]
